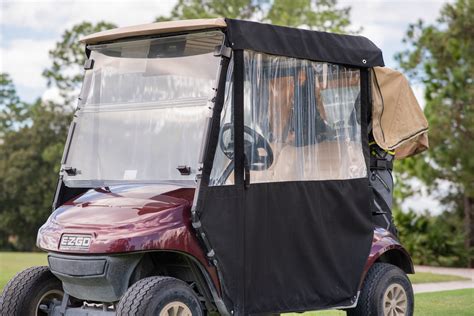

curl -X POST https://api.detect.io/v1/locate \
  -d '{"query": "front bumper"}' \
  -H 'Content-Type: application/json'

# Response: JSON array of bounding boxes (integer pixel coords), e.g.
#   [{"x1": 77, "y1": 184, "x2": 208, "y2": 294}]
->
[{"x1": 48, "y1": 253, "x2": 141, "y2": 302}]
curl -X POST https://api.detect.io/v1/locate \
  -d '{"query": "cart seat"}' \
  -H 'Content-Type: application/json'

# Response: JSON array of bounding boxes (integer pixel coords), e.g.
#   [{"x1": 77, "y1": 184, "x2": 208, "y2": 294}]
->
[{"x1": 251, "y1": 140, "x2": 366, "y2": 182}]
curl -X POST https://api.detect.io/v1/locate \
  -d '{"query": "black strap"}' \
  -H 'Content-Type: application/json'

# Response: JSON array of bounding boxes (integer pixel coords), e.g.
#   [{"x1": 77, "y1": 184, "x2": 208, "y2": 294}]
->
[
  {"x1": 233, "y1": 50, "x2": 245, "y2": 187},
  {"x1": 370, "y1": 157, "x2": 393, "y2": 170}
]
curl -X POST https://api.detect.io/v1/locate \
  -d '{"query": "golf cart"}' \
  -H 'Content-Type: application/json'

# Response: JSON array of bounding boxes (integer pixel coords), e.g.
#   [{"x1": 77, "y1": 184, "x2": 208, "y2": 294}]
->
[{"x1": 0, "y1": 18, "x2": 428, "y2": 316}]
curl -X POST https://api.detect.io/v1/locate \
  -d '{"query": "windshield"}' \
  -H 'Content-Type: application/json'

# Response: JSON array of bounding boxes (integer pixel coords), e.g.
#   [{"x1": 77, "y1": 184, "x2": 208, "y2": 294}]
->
[{"x1": 63, "y1": 31, "x2": 224, "y2": 188}]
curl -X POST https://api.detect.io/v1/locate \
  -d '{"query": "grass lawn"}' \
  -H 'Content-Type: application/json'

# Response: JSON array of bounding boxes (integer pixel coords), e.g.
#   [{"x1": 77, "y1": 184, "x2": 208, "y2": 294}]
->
[
  {"x1": 413, "y1": 289, "x2": 474, "y2": 316},
  {"x1": 286, "y1": 289, "x2": 474, "y2": 316},
  {"x1": 408, "y1": 271, "x2": 469, "y2": 283},
  {"x1": 1, "y1": 252, "x2": 473, "y2": 315},
  {"x1": 0, "y1": 252, "x2": 47, "y2": 289}
]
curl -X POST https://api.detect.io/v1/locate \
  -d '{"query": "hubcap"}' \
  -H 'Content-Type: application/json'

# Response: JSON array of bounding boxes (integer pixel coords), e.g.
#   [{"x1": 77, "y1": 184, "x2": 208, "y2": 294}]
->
[
  {"x1": 159, "y1": 301, "x2": 192, "y2": 316},
  {"x1": 383, "y1": 283, "x2": 408, "y2": 316},
  {"x1": 35, "y1": 289, "x2": 64, "y2": 316}
]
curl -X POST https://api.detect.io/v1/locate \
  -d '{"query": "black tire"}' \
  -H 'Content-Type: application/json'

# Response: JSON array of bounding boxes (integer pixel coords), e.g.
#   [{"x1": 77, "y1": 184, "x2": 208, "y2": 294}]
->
[
  {"x1": 0, "y1": 266, "x2": 64, "y2": 316},
  {"x1": 116, "y1": 276, "x2": 203, "y2": 316},
  {"x1": 347, "y1": 263, "x2": 414, "y2": 316}
]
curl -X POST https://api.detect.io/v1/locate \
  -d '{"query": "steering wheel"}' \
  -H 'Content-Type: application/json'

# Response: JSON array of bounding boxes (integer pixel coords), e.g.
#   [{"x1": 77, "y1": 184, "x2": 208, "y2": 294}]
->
[{"x1": 219, "y1": 123, "x2": 274, "y2": 171}]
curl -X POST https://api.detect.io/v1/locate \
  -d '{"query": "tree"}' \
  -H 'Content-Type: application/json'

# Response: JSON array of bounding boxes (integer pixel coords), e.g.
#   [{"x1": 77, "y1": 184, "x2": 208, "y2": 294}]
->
[
  {"x1": 0, "y1": 21, "x2": 118, "y2": 250},
  {"x1": 0, "y1": 98, "x2": 71, "y2": 250},
  {"x1": 157, "y1": 0, "x2": 265, "y2": 21},
  {"x1": 395, "y1": 0, "x2": 474, "y2": 266},
  {"x1": 394, "y1": 209, "x2": 467, "y2": 267},
  {"x1": 0, "y1": 73, "x2": 30, "y2": 137},
  {"x1": 0, "y1": 74, "x2": 28, "y2": 249},
  {"x1": 42, "y1": 21, "x2": 116, "y2": 106},
  {"x1": 157, "y1": 0, "x2": 357, "y2": 33},
  {"x1": 266, "y1": 0, "x2": 353, "y2": 32}
]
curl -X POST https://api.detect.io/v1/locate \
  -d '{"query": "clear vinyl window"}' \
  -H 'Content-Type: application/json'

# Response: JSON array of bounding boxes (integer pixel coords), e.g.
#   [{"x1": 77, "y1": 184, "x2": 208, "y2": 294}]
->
[
  {"x1": 209, "y1": 59, "x2": 234, "y2": 186},
  {"x1": 243, "y1": 51, "x2": 366, "y2": 183},
  {"x1": 63, "y1": 31, "x2": 224, "y2": 187}
]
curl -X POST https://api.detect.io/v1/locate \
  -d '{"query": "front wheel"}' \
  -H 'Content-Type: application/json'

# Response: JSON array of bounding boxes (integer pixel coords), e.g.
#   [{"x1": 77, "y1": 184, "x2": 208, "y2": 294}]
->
[
  {"x1": 0, "y1": 266, "x2": 64, "y2": 316},
  {"x1": 347, "y1": 263, "x2": 414, "y2": 316},
  {"x1": 116, "y1": 276, "x2": 203, "y2": 316}
]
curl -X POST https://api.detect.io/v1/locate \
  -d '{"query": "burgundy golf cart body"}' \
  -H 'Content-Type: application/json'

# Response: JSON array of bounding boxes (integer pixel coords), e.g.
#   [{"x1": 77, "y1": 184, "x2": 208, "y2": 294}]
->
[
  {"x1": 31, "y1": 18, "x2": 426, "y2": 315},
  {"x1": 38, "y1": 185, "x2": 221, "y2": 290}
]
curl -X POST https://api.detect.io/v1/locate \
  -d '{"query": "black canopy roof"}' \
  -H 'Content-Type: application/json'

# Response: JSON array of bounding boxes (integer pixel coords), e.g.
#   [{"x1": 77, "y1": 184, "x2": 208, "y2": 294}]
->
[{"x1": 225, "y1": 18, "x2": 384, "y2": 68}]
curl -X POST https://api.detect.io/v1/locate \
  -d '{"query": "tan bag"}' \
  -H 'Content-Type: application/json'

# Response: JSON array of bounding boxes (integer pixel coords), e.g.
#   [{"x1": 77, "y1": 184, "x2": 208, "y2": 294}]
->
[{"x1": 371, "y1": 67, "x2": 429, "y2": 159}]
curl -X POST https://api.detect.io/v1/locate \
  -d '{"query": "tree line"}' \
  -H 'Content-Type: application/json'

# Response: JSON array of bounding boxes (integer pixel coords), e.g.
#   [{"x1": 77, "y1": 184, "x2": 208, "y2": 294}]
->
[{"x1": 0, "y1": 0, "x2": 472, "y2": 267}]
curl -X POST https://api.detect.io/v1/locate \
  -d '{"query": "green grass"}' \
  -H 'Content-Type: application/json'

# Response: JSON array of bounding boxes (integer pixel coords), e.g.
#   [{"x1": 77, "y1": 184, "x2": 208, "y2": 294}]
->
[
  {"x1": 408, "y1": 271, "x2": 469, "y2": 284},
  {"x1": 0, "y1": 252, "x2": 47, "y2": 289},
  {"x1": 285, "y1": 289, "x2": 474, "y2": 316},
  {"x1": 1, "y1": 253, "x2": 473, "y2": 315},
  {"x1": 413, "y1": 289, "x2": 474, "y2": 316}
]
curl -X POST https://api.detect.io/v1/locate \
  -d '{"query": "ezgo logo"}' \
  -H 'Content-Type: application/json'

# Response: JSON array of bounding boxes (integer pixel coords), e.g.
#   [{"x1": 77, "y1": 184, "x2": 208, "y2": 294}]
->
[{"x1": 59, "y1": 234, "x2": 92, "y2": 250}]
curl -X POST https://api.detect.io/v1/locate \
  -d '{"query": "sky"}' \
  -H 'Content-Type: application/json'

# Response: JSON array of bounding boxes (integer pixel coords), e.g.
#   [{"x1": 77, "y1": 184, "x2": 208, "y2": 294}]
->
[
  {"x1": 0, "y1": 0, "x2": 450, "y2": 213},
  {"x1": 1, "y1": 0, "x2": 448, "y2": 104}
]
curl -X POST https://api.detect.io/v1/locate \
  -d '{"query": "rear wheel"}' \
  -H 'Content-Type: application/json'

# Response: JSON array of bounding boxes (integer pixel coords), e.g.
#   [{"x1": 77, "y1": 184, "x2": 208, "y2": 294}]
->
[
  {"x1": 0, "y1": 266, "x2": 64, "y2": 316},
  {"x1": 116, "y1": 276, "x2": 203, "y2": 316},
  {"x1": 347, "y1": 263, "x2": 413, "y2": 316}
]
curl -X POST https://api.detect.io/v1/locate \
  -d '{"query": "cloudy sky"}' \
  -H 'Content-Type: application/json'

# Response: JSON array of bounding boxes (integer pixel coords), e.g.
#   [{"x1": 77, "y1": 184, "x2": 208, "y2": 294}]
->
[
  {"x1": 0, "y1": 0, "x2": 449, "y2": 212},
  {"x1": 1, "y1": 0, "x2": 447, "y2": 103}
]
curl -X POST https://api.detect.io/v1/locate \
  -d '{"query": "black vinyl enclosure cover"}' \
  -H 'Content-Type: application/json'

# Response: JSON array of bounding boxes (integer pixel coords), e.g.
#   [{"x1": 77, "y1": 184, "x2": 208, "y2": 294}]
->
[
  {"x1": 225, "y1": 19, "x2": 385, "y2": 68},
  {"x1": 196, "y1": 19, "x2": 385, "y2": 315}
]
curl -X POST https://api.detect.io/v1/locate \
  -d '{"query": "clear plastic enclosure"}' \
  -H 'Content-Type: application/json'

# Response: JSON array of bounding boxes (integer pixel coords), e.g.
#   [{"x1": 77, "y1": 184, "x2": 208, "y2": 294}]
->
[
  {"x1": 243, "y1": 51, "x2": 366, "y2": 183},
  {"x1": 209, "y1": 60, "x2": 234, "y2": 186},
  {"x1": 209, "y1": 51, "x2": 366, "y2": 186},
  {"x1": 63, "y1": 31, "x2": 224, "y2": 187}
]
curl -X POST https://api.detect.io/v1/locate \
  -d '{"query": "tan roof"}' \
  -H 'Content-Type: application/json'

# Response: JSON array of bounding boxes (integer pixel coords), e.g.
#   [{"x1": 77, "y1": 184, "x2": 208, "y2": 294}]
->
[{"x1": 80, "y1": 18, "x2": 227, "y2": 44}]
